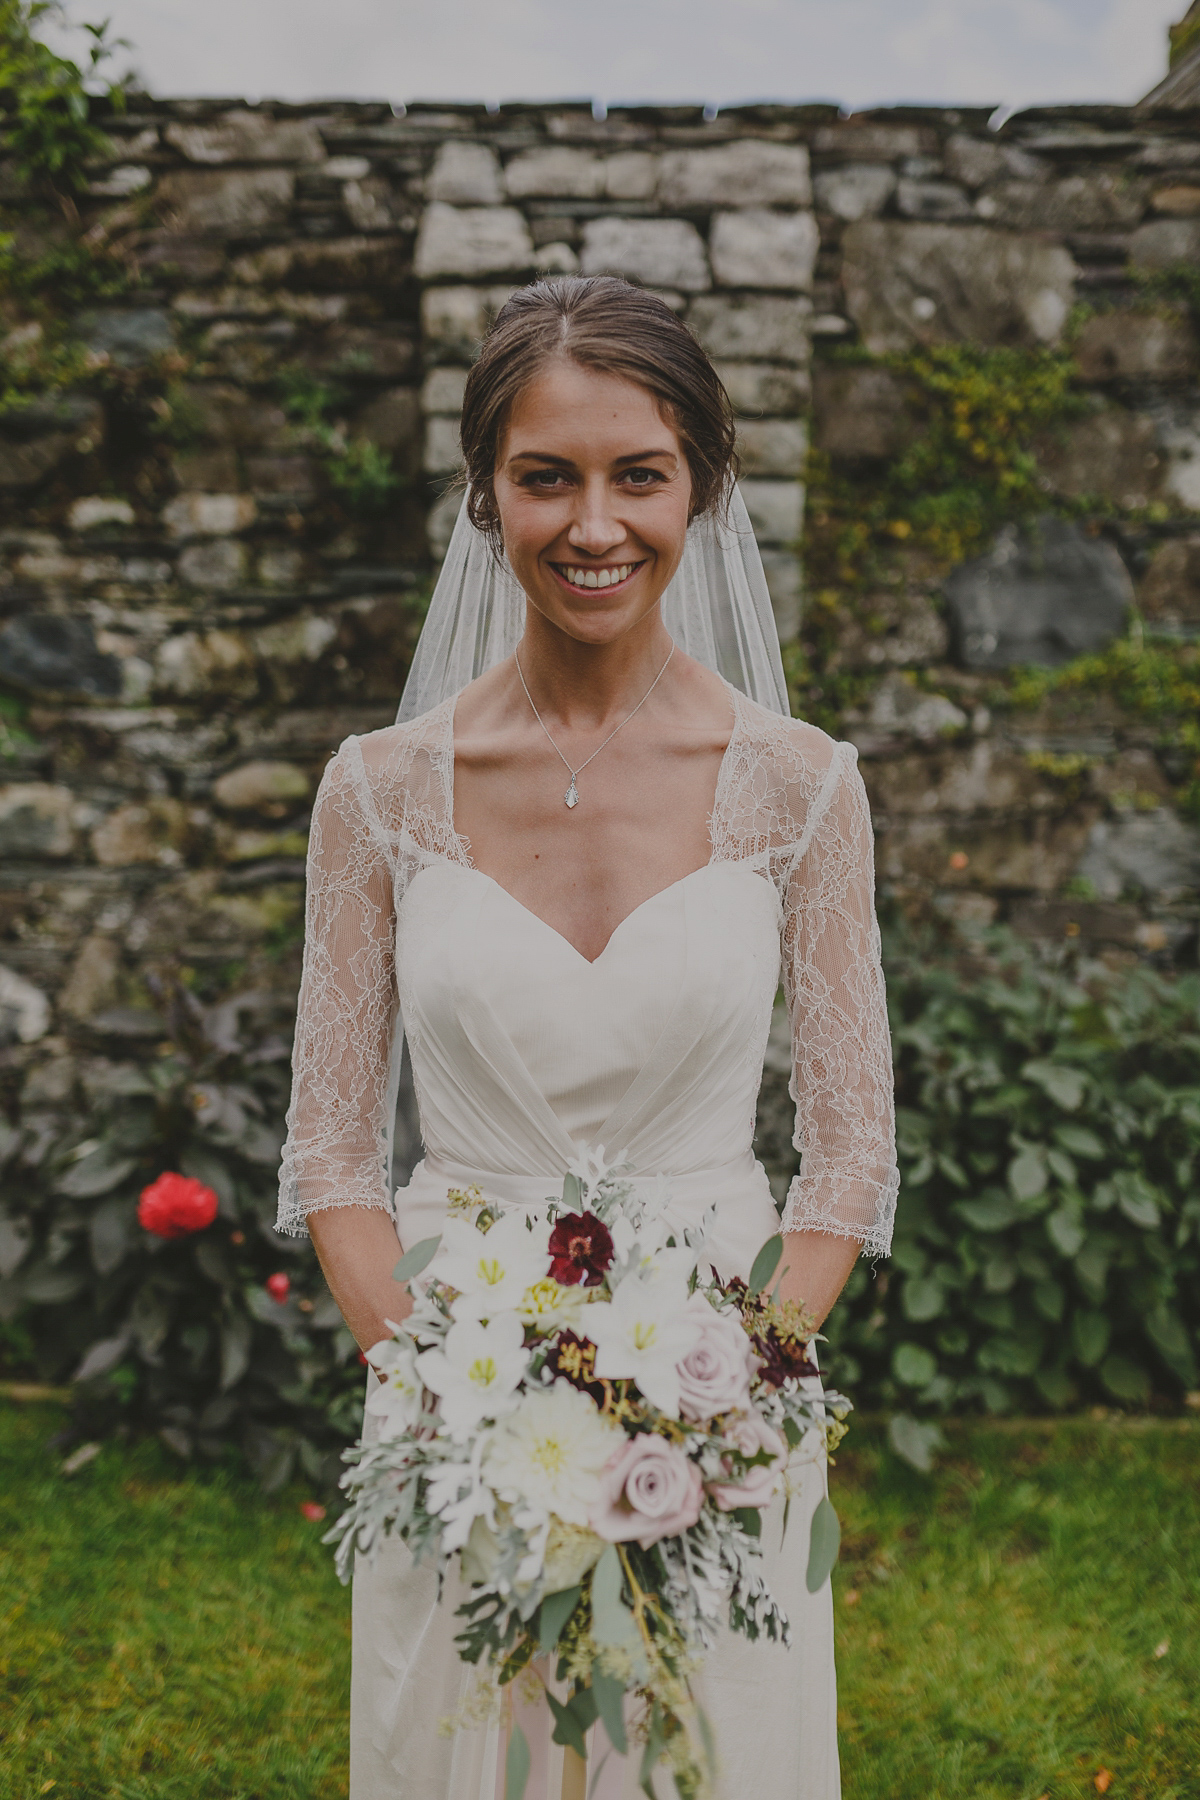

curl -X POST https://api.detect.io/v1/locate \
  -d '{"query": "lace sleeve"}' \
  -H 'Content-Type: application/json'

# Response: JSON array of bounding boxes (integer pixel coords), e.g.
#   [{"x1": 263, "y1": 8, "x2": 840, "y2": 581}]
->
[
  {"x1": 276, "y1": 738, "x2": 399, "y2": 1237},
  {"x1": 778, "y1": 744, "x2": 898, "y2": 1258}
]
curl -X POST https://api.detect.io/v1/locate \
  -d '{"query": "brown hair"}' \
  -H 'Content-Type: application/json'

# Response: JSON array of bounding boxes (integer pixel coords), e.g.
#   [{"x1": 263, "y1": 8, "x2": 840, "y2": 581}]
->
[{"x1": 458, "y1": 276, "x2": 738, "y2": 554}]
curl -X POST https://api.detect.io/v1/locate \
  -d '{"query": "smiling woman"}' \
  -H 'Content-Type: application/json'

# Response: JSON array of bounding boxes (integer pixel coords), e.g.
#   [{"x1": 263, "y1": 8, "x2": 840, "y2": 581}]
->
[{"x1": 279, "y1": 274, "x2": 898, "y2": 1799}]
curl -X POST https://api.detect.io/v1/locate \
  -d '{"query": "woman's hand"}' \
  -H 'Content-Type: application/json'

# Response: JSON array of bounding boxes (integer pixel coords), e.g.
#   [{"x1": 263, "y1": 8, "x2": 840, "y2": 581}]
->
[
  {"x1": 308, "y1": 1208, "x2": 414, "y2": 1352},
  {"x1": 775, "y1": 1230, "x2": 860, "y2": 1331}
]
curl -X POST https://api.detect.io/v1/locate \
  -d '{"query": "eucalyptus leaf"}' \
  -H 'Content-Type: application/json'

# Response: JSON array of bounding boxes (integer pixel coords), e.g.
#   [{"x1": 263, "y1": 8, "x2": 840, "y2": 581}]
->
[
  {"x1": 592, "y1": 1668, "x2": 627, "y2": 1754},
  {"x1": 505, "y1": 1724, "x2": 531, "y2": 1800},
  {"x1": 747, "y1": 1234, "x2": 783, "y2": 1296},
  {"x1": 538, "y1": 1584, "x2": 581, "y2": 1655},
  {"x1": 393, "y1": 1236, "x2": 441, "y2": 1283},
  {"x1": 546, "y1": 1690, "x2": 588, "y2": 1758},
  {"x1": 591, "y1": 1546, "x2": 638, "y2": 1650},
  {"x1": 805, "y1": 1494, "x2": 841, "y2": 1592},
  {"x1": 561, "y1": 1172, "x2": 583, "y2": 1211}
]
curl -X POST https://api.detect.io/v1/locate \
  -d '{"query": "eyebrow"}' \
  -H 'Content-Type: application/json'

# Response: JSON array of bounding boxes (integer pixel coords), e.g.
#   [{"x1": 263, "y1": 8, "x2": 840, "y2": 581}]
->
[{"x1": 504, "y1": 448, "x2": 679, "y2": 468}]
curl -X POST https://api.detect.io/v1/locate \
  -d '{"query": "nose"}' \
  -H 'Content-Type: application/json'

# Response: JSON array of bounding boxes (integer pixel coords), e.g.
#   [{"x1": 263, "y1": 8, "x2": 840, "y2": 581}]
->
[{"x1": 565, "y1": 477, "x2": 627, "y2": 559}]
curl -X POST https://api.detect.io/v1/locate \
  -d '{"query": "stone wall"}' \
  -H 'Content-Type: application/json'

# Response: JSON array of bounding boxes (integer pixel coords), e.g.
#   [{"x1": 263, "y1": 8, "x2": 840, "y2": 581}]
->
[{"x1": 2, "y1": 96, "x2": 1200, "y2": 1098}]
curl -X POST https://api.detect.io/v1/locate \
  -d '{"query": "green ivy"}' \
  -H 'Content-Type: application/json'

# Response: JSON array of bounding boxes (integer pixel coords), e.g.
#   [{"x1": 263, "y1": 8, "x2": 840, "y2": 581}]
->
[
  {"x1": 825, "y1": 925, "x2": 1200, "y2": 1416},
  {"x1": 0, "y1": 1, "x2": 127, "y2": 197},
  {"x1": 1005, "y1": 634, "x2": 1200, "y2": 819},
  {"x1": 277, "y1": 365, "x2": 404, "y2": 515}
]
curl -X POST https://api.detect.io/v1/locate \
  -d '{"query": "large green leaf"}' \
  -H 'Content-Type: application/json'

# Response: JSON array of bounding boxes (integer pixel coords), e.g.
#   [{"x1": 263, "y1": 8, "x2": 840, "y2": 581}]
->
[
  {"x1": 901, "y1": 1276, "x2": 944, "y2": 1321},
  {"x1": 53, "y1": 1143, "x2": 136, "y2": 1199},
  {"x1": 537, "y1": 1584, "x2": 581, "y2": 1655},
  {"x1": 888, "y1": 1412, "x2": 944, "y2": 1472},
  {"x1": 592, "y1": 1667, "x2": 627, "y2": 1755},
  {"x1": 805, "y1": 1495, "x2": 841, "y2": 1592},
  {"x1": 1100, "y1": 1354, "x2": 1150, "y2": 1404},
  {"x1": 505, "y1": 1724, "x2": 531, "y2": 1800},
  {"x1": 892, "y1": 1343, "x2": 938, "y2": 1388},
  {"x1": 747, "y1": 1234, "x2": 784, "y2": 1296},
  {"x1": 1023, "y1": 1060, "x2": 1087, "y2": 1111},
  {"x1": 957, "y1": 1195, "x2": 1020, "y2": 1232},
  {"x1": 1072, "y1": 1309, "x2": 1110, "y2": 1368}
]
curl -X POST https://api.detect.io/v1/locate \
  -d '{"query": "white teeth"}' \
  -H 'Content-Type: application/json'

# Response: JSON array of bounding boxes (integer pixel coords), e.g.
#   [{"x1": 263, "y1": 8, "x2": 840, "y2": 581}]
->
[{"x1": 562, "y1": 563, "x2": 634, "y2": 588}]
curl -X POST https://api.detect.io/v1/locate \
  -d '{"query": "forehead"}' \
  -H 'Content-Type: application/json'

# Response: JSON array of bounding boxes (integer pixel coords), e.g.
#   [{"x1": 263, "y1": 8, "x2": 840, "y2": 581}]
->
[{"x1": 501, "y1": 358, "x2": 680, "y2": 461}]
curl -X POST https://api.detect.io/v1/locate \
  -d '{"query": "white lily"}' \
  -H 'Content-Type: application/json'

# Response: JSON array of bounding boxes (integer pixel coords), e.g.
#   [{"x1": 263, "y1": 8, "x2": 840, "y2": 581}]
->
[
  {"x1": 586, "y1": 1274, "x2": 703, "y2": 1417},
  {"x1": 432, "y1": 1212, "x2": 552, "y2": 1320},
  {"x1": 364, "y1": 1326, "x2": 424, "y2": 1440},
  {"x1": 417, "y1": 1312, "x2": 529, "y2": 1440}
]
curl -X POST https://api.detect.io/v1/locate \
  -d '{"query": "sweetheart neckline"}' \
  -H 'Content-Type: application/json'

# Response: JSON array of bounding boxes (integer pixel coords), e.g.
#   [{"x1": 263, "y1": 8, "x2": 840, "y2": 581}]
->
[{"x1": 422, "y1": 857, "x2": 768, "y2": 968}]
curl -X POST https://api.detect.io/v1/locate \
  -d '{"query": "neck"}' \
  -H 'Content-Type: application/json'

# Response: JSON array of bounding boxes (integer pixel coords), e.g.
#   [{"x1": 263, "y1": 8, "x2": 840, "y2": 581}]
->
[{"x1": 515, "y1": 605, "x2": 675, "y2": 729}]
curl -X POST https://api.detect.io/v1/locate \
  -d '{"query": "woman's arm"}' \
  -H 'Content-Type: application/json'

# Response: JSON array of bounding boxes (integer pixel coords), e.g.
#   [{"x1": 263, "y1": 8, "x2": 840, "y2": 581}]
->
[
  {"x1": 277, "y1": 739, "x2": 410, "y2": 1344},
  {"x1": 309, "y1": 1208, "x2": 413, "y2": 1351},
  {"x1": 778, "y1": 744, "x2": 899, "y2": 1321}
]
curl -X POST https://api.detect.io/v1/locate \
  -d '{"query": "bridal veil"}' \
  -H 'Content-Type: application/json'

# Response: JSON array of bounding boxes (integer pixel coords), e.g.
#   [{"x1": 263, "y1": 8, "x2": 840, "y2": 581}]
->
[{"x1": 396, "y1": 483, "x2": 791, "y2": 722}]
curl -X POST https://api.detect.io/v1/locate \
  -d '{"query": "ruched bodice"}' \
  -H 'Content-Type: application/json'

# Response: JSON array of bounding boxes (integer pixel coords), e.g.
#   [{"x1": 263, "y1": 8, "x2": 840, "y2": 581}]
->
[{"x1": 398, "y1": 859, "x2": 780, "y2": 1176}]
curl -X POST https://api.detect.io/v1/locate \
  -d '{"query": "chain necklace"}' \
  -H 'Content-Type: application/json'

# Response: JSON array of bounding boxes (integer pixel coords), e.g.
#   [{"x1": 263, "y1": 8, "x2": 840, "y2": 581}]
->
[{"x1": 514, "y1": 643, "x2": 675, "y2": 809}]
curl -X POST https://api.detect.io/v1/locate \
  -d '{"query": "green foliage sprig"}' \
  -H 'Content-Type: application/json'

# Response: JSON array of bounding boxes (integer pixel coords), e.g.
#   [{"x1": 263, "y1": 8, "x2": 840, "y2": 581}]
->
[
  {"x1": 0, "y1": 1, "x2": 128, "y2": 200},
  {"x1": 825, "y1": 925, "x2": 1200, "y2": 1416},
  {"x1": 277, "y1": 365, "x2": 403, "y2": 515}
]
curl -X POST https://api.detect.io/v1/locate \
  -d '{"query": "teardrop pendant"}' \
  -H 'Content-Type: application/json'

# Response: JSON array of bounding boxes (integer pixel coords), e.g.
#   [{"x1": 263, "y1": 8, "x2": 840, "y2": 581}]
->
[{"x1": 564, "y1": 780, "x2": 579, "y2": 809}]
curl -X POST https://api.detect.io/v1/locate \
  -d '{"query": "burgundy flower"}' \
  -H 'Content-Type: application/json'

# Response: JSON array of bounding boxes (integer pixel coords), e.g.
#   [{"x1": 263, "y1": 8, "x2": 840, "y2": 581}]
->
[
  {"x1": 137, "y1": 1171, "x2": 218, "y2": 1240},
  {"x1": 547, "y1": 1211, "x2": 614, "y2": 1287},
  {"x1": 546, "y1": 1330, "x2": 608, "y2": 1404},
  {"x1": 265, "y1": 1272, "x2": 291, "y2": 1304},
  {"x1": 751, "y1": 1325, "x2": 818, "y2": 1388}
]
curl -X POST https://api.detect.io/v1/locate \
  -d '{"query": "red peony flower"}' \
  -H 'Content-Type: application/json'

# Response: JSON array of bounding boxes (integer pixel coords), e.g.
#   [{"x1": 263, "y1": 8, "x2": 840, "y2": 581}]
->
[
  {"x1": 137, "y1": 1171, "x2": 219, "y2": 1240},
  {"x1": 265, "y1": 1272, "x2": 291, "y2": 1304},
  {"x1": 547, "y1": 1210, "x2": 614, "y2": 1287}
]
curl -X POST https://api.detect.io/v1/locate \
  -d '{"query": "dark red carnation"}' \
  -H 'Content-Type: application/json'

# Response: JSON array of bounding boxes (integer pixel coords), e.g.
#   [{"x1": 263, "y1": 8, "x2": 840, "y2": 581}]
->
[
  {"x1": 547, "y1": 1210, "x2": 614, "y2": 1287},
  {"x1": 138, "y1": 1171, "x2": 219, "y2": 1240}
]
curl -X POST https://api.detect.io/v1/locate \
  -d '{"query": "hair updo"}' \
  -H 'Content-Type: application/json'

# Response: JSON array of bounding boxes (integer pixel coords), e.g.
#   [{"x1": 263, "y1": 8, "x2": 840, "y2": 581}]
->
[{"x1": 458, "y1": 276, "x2": 738, "y2": 555}]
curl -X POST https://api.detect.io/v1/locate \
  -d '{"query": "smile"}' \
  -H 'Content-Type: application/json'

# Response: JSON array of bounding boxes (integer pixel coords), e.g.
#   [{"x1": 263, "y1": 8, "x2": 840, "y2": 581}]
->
[{"x1": 551, "y1": 561, "x2": 644, "y2": 593}]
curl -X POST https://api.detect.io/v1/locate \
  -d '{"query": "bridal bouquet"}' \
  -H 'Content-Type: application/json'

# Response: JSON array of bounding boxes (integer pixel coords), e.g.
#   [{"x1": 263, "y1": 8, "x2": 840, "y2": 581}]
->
[{"x1": 327, "y1": 1156, "x2": 850, "y2": 1798}]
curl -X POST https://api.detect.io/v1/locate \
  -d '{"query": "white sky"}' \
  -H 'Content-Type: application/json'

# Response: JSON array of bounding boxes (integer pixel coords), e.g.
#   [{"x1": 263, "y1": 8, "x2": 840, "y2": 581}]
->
[{"x1": 51, "y1": 0, "x2": 1183, "y2": 112}]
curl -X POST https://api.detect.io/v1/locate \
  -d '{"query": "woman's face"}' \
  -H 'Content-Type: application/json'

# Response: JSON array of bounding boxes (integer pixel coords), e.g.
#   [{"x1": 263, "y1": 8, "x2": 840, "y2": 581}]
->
[{"x1": 493, "y1": 358, "x2": 693, "y2": 647}]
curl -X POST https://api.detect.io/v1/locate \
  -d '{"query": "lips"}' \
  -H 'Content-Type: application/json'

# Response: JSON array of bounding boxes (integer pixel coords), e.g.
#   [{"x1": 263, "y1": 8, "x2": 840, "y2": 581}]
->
[{"x1": 552, "y1": 561, "x2": 643, "y2": 593}]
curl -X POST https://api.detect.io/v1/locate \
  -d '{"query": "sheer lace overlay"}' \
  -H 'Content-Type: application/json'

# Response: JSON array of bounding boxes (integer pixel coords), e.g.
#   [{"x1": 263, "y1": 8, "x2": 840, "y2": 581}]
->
[{"x1": 277, "y1": 685, "x2": 897, "y2": 1258}]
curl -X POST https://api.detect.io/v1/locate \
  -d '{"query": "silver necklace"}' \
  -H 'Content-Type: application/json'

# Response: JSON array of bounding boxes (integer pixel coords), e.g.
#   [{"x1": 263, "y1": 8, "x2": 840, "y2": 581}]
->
[{"x1": 514, "y1": 643, "x2": 675, "y2": 809}]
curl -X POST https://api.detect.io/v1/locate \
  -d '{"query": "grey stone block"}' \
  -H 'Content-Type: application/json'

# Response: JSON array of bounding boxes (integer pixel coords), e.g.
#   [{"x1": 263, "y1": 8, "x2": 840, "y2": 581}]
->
[
  {"x1": 423, "y1": 414, "x2": 463, "y2": 474},
  {"x1": 943, "y1": 133, "x2": 1048, "y2": 189},
  {"x1": 714, "y1": 361, "x2": 810, "y2": 415},
  {"x1": 842, "y1": 221, "x2": 1076, "y2": 354},
  {"x1": 580, "y1": 217, "x2": 710, "y2": 291},
  {"x1": 1076, "y1": 810, "x2": 1200, "y2": 902},
  {"x1": 178, "y1": 539, "x2": 247, "y2": 590},
  {"x1": 758, "y1": 548, "x2": 802, "y2": 642},
  {"x1": 709, "y1": 210, "x2": 818, "y2": 291},
  {"x1": 414, "y1": 203, "x2": 534, "y2": 280},
  {"x1": 504, "y1": 147, "x2": 604, "y2": 199},
  {"x1": 0, "y1": 964, "x2": 50, "y2": 1045},
  {"x1": 1074, "y1": 311, "x2": 1199, "y2": 382},
  {"x1": 739, "y1": 477, "x2": 804, "y2": 544},
  {"x1": 1129, "y1": 217, "x2": 1200, "y2": 271},
  {"x1": 976, "y1": 174, "x2": 1147, "y2": 232},
  {"x1": 688, "y1": 294, "x2": 810, "y2": 365},
  {"x1": 421, "y1": 366, "x2": 470, "y2": 414},
  {"x1": 76, "y1": 308, "x2": 174, "y2": 367},
  {"x1": 427, "y1": 142, "x2": 503, "y2": 205},
  {"x1": 943, "y1": 517, "x2": 1133, "y2": 669},
  {"x1": 604, "y1": 152, "x2": 659, "y2": 200},
  {"x1": 0, "y1": 613, "x2": 123, "y2": 699},
  {"x1": 161, "y1": 493, "x2": 257, "y2": 539},
  {"x1": 1036, "y1": 407, "x2": 1163, "y2": 510},
  {"x1": 0, "y1": 783, "x2": 78, "y2": 858},
  {"x1": 736, "y1": 418, "x2": 808, "y2": 477},
  {"x1": 813, "y1": 164, "x2": 896, "y2": 222},
  {"x1": 164, "y1": 111, "x2": 325, "y2": 165},
  {"x1": 421, "y1": 285, "x2": 518, "y2": 360},
  {"x1": 155, "y1": 168, "x2": 295, "y2": 235},
  {"x1": 658, "y1": 141, "x2": 811, "y2": 209},
  {"x1": 0, "y1": 395, "x2": 104, "y2": 491},
  {"x1": 813, "y1": 365, "x2": 920, "y2": 461},
  {"x1": 897, "y1": 179, "x2": 973, "y2": 221}
]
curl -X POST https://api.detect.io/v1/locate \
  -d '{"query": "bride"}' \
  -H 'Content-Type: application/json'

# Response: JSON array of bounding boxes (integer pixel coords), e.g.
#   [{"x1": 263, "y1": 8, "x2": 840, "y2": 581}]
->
[{"x1": 277, "y1": 275, "x2": 897, "y2": 1800}]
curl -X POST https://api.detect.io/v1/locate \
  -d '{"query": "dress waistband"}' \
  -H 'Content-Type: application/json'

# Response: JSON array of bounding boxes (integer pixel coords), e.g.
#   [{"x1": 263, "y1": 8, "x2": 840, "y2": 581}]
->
[{"x1": 394, "y1": 1152, "x2": 782, "y2": 1283}]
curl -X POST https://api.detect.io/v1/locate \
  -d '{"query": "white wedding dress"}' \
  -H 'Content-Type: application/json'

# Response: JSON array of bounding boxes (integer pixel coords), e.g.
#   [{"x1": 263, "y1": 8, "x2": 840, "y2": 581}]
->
[{"x1": 278, "y1": 681, "x2": 898, "y2": 1800}]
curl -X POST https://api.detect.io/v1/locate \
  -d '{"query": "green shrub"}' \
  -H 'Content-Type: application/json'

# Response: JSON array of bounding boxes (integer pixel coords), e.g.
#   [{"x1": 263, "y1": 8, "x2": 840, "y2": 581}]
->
[
  {"x1": 0, "y1": 1, "x2": 127, "y2": 197},
  {"x1": 0, "y1": 974, "x2": 363, "y2": 1490},
  {"x1": 825, "y1": 927, "x2": 1200, "y2": 1414}
]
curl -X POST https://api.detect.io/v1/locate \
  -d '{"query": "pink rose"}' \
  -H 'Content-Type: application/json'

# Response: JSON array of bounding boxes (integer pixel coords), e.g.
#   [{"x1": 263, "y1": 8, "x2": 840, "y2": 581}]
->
[
  {"x1": 676, "y1": 1295, "x2": 755, "y2": 1423},
  {"x1": 707, "y1": 1411, "x2": 786, "y2": 1512},
  {"x1": 590, "y1": 1434, "x2": 704, "y2": 1548}
]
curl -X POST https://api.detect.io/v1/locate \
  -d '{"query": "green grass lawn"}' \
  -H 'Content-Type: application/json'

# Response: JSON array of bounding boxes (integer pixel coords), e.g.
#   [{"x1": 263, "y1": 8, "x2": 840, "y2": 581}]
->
[{"x1": 3, "y1": 1403, "x2": 1197, "y2": 1799}]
